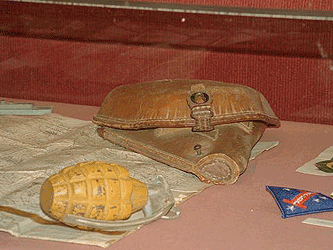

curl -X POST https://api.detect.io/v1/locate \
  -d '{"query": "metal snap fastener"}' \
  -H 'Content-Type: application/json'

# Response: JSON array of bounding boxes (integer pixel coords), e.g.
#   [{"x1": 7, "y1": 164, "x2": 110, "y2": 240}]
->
[{"x1": 194, "y1": 144, "x2": 202, "y2": 155}]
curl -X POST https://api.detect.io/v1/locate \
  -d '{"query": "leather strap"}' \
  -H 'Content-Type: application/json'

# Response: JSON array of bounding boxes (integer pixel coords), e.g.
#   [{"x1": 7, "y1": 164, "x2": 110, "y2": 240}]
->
[{"x1": 187, "y1": 84, "x2": 214, "y2": 132}]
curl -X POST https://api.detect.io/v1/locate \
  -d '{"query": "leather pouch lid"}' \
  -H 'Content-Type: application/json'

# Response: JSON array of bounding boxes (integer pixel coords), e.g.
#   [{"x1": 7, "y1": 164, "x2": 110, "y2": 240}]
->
[{"x1": 93, "y1": 79, "x2": 280, "y2": 130}]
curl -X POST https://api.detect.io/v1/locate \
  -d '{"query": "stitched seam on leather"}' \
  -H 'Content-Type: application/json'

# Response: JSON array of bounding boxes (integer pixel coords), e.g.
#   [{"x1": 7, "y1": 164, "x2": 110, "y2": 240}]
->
[
  {"x1": 94, "y1": 113, "x2": 279, "y2": 127},
  {"x1": 96, "y1": 113, "x2": 278, "y2": 122},
  {"x1": 96, "y1": 114, "x2": 191, "y2": 123}
]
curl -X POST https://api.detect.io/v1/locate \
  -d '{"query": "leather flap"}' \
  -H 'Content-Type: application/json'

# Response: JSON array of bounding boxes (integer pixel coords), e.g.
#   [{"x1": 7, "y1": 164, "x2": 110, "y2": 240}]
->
[{"x1": 93, "y1": 79, "x2": 280, "y2": 130}]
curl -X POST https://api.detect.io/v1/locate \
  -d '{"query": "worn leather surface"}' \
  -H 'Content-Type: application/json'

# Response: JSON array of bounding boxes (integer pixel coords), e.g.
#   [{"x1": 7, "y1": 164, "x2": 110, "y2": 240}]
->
[
  {"x1": 93, "y1": 79, "x2": 280, "y2": 130},
  {"x1": 97, "y1": 121, "x2": 266, "y2": 184},
  {"x1": 93, "y1": 79, "x2": 279, "y2": 184}
]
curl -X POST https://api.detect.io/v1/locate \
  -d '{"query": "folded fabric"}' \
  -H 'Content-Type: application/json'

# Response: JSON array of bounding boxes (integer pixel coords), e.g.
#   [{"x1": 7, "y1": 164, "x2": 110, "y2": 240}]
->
[{"x1": 266, "y1": 186, "x2": 333, "y2": 218}]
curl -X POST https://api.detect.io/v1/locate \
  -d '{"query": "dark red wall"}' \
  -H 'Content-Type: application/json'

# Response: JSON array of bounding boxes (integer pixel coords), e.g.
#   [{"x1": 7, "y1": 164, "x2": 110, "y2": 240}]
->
[
  {"x1": 1, "y1": 1, "x2": 332, "y2": 124},
  {"x1": 134, "y1": 0, "x2": 333, "y2": 11}
]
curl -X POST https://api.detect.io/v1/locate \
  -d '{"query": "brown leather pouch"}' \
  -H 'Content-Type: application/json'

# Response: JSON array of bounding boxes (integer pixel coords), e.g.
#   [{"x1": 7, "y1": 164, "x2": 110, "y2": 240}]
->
[{"x1": 93, "y1": 80, "x2": 280, "y2": 185}]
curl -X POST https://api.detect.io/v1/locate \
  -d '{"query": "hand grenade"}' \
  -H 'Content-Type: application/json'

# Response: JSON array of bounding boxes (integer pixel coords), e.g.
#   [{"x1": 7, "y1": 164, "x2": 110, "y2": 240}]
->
[{"x1": 40, "y1": 161, "x2": 148, "y2": 224}]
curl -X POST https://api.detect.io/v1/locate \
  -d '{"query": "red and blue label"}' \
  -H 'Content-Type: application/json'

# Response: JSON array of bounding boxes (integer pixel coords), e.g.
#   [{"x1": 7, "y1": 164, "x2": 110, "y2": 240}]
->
[{"x1": 266, "y1": 186, "x2": 333, "y2": 218}]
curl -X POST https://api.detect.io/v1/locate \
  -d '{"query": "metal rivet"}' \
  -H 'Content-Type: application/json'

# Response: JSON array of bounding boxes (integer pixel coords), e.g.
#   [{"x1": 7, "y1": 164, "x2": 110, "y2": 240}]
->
[{"x1": 194, "y1": 144, "x2": 202, "y2": 155}]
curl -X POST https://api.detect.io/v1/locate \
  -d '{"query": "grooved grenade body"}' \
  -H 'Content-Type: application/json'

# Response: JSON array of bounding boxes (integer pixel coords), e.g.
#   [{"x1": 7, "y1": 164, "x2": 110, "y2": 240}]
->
[
  {"x1": 40, "y1": 161, "x2": 148, "y2": 224},
  {"x1": 93, "y1": 80, "x2": 280, "y2": 185}
]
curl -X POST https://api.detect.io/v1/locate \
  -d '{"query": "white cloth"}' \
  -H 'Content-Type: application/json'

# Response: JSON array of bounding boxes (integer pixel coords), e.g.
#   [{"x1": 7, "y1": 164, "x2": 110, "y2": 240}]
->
[{"x1": 0, "y1": 114, "x2": 278, "y2": 247}]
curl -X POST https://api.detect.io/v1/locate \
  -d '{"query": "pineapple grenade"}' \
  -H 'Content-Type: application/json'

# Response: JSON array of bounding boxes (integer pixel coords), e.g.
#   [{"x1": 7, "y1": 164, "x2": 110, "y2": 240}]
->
[{"x1": 40, "y1": 161, "x2": 148, "y2": 224}]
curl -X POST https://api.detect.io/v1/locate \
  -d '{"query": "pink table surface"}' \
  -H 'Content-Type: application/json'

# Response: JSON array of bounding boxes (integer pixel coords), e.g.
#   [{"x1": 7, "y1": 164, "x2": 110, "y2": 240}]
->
[{"x1": 1, "y1": 98, "x2": 333, "y2": 250}]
